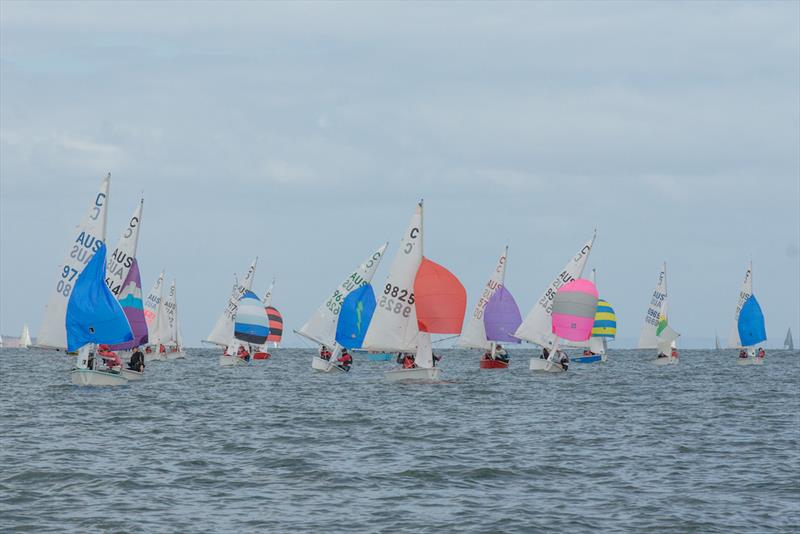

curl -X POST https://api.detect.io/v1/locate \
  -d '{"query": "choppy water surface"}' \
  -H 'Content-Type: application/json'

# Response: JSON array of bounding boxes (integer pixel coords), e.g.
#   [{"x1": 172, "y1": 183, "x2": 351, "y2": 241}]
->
[{"x1": 1, "y1": 348, "x2": 798, "y2": 532}]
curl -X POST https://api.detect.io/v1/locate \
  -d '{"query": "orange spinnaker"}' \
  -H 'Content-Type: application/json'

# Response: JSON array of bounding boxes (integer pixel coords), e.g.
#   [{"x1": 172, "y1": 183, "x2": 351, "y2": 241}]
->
[{"x1": 414, "y1": 257, "x2": 467, "y2": 334}]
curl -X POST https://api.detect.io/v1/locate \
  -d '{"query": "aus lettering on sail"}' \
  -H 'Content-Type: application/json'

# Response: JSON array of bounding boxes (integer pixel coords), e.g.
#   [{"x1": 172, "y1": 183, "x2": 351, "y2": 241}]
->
[
  {"x1": 105, "y1": 210, "x2": 141, "y2": 295},
  {"x1": 536, "y1": 244, "x2": 592, "y2": 315},
  {"x1": 471, "y1": 255, "x2": 506, "y2": 321}
]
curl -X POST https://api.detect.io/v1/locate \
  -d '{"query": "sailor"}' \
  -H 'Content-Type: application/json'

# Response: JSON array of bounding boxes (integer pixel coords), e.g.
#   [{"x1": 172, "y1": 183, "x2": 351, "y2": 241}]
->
[
  {"x1": 432, "y1": 353, "x2": 442, "y2": 367},
  {"x1": 159, "y1": 344, "x2": 166, "y2": 354},
  {"x1": 739, "y1": 349, "x2": 748, "y2": 359},
  {"x1": 482, "y1": 349, "x2": 492, "y2": 361},
  {"x1": 757, "y1": 347, "x2": 766, "y2": 359},
  {"x1": 495, "y1": 344, "x2": 509, "y2": 363},
  {"x1": 128, "y1": 347, "x2": 145, "y2": 372},
  {"x1": 558, "y1": 350, "x2": 570, "y2": 371},
  {"x1": 402, "y1": 353, "x2": 416, "y2": 369},
  {"x1": 541, "y1": 348, "x2": 550, "y2": 360},
  {"x1": 237, "y1": 344, "x2": 250, "y2": 360},
  {"x1": 337, "y1": 348, "x2": 353, "y2": 372},
  {"x1": 145, "y1": 346, "x2": 152, "y2": 354},
  {"x1": 657, "y1": 350, "x2": 668, "y2": 359},
  {"x1": 320, "y1": 346, "x2": 332, "y2": 361},
  {"x1": 671, "y1": 347, "x2": 679, "y2": 359}
]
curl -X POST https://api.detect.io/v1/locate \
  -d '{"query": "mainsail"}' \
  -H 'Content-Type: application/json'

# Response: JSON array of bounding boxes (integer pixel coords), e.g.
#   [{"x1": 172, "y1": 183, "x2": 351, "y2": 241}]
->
[
  {"x1": 459, "y1": 248, "x2": 508, "y2": 349},
  {"x1": 205, "y1": 258, "x2": 258, "y2": 347},
  {"x1": 514, "y1": 234, "x2": 595, "y2": 349},
  {"x1": 785, "y1": 328, "x2": 794, "y2": 351},
  {"x1": 105, "y1": 198, "x2": 143, "y2": 296},
  {"x1": 38, "y1": 174, "x2": 111, "y2": 350},
  {"x1": 727, "y1": 262, "x2": 753, "y2": 348}
]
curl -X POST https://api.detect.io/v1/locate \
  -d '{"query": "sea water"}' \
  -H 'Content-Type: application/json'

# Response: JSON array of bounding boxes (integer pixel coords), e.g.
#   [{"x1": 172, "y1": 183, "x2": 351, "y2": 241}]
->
[{"x1": 1, "y1": 348, "x2": 798, "y2": 532}]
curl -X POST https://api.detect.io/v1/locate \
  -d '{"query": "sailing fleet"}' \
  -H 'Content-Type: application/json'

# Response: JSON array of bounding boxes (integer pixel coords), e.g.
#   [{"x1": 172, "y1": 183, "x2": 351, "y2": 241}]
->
[{"x1": 14, "y1": 174, "x2": 796, "y2": 387}]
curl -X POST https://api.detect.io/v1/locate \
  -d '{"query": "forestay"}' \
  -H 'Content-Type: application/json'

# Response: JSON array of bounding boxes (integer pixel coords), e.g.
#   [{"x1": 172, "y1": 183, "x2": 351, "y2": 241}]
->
[
  {"x1": 727, "y1": 262, "x2": 753, "y2": 348},
  {"x1": 362, "y1": 204, "x2": 423, "y2": 352},
  {"x1": 66, "y1": 244, "x2": 133, "y2": 352},
  {"x1": 38, "y1": 174, "x2": 111, "y2": 350},
  {"x1": 459, "y1": 248, "x2": 508, "y2": 349},
  {"x1": 514, "y1": 234, "x2": 595, "y2": 349},
  {"x1": 105, "y1": 198, "x2": 143, "y2": 297},
  {"x1": 298, "y1": 243, "x2": 386, "y2": 347}
]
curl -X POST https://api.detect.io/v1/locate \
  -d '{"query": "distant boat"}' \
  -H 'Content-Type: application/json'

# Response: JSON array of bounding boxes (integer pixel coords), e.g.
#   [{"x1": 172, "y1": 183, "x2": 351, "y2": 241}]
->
[
  {"x1": 162, "y1": 280, "x2": 186, "y2": 360},
  {"x1": 784, "y1": 328, "x2": 794, "y2": 351},
  {"x1": 459, "y1": 246, "x2": 522, "y2": 369},
  {"x1": 514, "y1": 234, "x2": 595, "y2": 372},
  {"x1": 362, "y1": 201, "x2": 467, "y2": 382},
  {"x1": 638, "y1": 262, "x2": 680, "y2": 365},
  {"x1": 715, "y1": 332, "x2": 721, "y2": 351},
  {"x1": 540, "y1": 279, "x2": 599, "y2": 372},
  {"x1": 573, "y1": 268, "x2": 617, "y2": 364},
  {"x1": 205, "y1": 257, "x2": 258, "y2": 356},
  {"x1": 254, "y1": 279, "x2": 281, "y2": 360},
  {"x1": 732, "y1": 263, "x2": 767, "y2": 366},
  {"x1": 298, "y1": 243, "x2": 387, "y2": 373},
  {"x1": 142, "y1": 271, "x2": 166, "y2": 361},
  {"x1": 221, "y1": 290, "x2": 270, "y2": 367},
  {"x1": 19, "y1": 324, "x2": 32, "y2": 349}
]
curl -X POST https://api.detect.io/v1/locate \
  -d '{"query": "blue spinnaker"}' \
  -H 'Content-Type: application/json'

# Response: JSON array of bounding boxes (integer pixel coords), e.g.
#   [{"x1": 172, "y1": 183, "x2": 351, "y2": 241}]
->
[
  {"x1": 738, "y1": 295, "x2": 766, "y2": 347},
  {"x1": 66, "y1": 244, "x2": 133, "y2": 352},
  {"x1": 336, "y1": 284, "x2": 376, "y2": 349}
]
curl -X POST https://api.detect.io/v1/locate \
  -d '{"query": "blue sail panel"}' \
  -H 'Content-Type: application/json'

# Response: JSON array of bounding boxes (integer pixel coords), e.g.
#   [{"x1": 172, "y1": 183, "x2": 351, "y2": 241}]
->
[
  {"x1": 336, "y1": 284, "x2": 376, "y2": 349},
  {"x1": 234, "y1": 290, "x2": 270, "y2": 344},
  {"x1": 66, "y1": 244, "x2": 134, "y2": 352},
  {"x1": 738, "y1": 295, "x2": 766, "y2": 346}
]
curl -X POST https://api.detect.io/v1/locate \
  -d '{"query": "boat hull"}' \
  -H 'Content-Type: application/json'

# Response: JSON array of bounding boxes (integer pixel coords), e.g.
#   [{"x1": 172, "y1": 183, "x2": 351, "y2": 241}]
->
[
  {"x1": 529, "y1": 358, "x2": 565, "y2": 373},
  {"x1": 70, "y1": 369, "x2": 128, "y2": 387},
  {"x1": 121, "y1": 368, "x2": 144, "y2": 381},
  {"x1": 653, "y1": 356, "x2": 679, "y2": 365},
  {"x1": 385, "y1": 367, "x2": 441, "y2": 382},
  {"x1": 479, "y1": 359, "x2": 509, "y2": 369},
  {"x1": 219, "y1": 355, "x2": 248, "y2": 367},
  {"x1": 573, "y1": 355, "x2": 602, "y2": 364},
  {"x1": 165, "y1": 351, "x2": 187, "y2": 360},
  {"x1": 144, "y1": 352, "x2": 166, "y2": 362},
  {"x1": 737, "y1": 357, "x2": 764, "y2": 366},
  {"x1": 312, "y1": 356, "x2": 339, "y2": 372},
  {"x1": 253, "y1": 352, "x2": 271, "y2": 360}
]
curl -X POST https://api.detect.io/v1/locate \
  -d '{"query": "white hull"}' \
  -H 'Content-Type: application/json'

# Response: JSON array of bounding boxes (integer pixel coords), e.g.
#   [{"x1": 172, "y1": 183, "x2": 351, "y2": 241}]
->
[
  {"x1": 529, "y1": 358, "x2": 565, "y2": 373},
  {"x1": 219, "y1": 355, "x2": 248, "y2": 367},
  {"x1": 737, "y1": 356, "x2": 765, "y2": 366},
  {"x1": 165, "y1": 350, "x2": 187, "y2": 360},
  {"x1": 121, "y1": 368, "x2": 144, "y2": 381},
  {"x1": 384, "y1": 367, "x2": 441, "y2": 382},
  {"x1": 144, "y1": 352, "x2": 167, "y2": 362},
  {"x1": 70, "y1": 369, "x2": 128, "y2": 387},
  {"x1": 653, "y1": 356, "x2": 679, "y2": 365},
  {"x1": 312, "y1": 356, "x2": 343, "y2": 372}
]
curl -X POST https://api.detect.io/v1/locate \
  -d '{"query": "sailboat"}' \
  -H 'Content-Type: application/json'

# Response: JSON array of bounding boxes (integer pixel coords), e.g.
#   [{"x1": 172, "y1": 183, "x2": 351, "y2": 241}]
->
[
  {"x1": 298, "y1": 243, "x2": 387, "y2": 373},
  {"x1": 254, "y1": 279, "x2": 281, "y2": 360},
  {"x1": 37, "y1": 174, "x2": 111, "y2": 351},
  {"x1": 19, "y1": 324, "x2": 32, "y2": 349},
  {"x1": 730, "y1": 263, "x2": 767, "y2": 365},
  {"x1": 785, "y1": 328, "x2": 794, "y2": 351},
  {"x1": 540, "y1": 279, "x2": 599, "y2": 371},
  {"x1": 205, "y1": 258, "x2": 258, "y2": 357},
  {"x1": 715, "y1": 332, "x2": 722, "y2": 351},
  {"x1": 514, "y1": 234, "x2": 595, "y2": 372},
  {"x1": 142, "y1": 271, "x2": 167, "y2": 361},
  {"x1": 573, "y1": 269, "x2": 617, "y2": 364},
  {"x1": 220, "y1": 290, "x2": 270, "y2": 366},
  {"x1": 111, "y1": 258, "x2": 149, "y2": 379},
  {"x1": 67, "y1": 245, "x2": 135, "y2": 386},
  {"x1": 459, "y1": 247, "x2": 522, "y2": 368},
  {"x1": 638, "y1": 263, "x2": 680, "y2": 365},
  {"x1": 162, "y1": 280, "x2": 186, "y2": 360},
  {"x1": 361, "y1": 201, "x2": 467, "y2": 382}
]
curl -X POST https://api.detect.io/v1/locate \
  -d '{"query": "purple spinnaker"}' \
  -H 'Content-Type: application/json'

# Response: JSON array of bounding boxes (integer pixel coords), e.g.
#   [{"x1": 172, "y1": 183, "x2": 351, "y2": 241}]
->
[
  {"x1": 483, "y1": 285, "x2": 522, "y2": 343},
  {"x1": 109, "y1": 259, "x2": 149, "y2": 350}
]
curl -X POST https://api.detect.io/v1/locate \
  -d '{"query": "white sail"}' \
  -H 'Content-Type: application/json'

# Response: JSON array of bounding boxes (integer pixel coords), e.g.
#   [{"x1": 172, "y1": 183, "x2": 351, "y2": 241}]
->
[
  {"x1": 785, "y1": 328, "x2": 794, "y2": 351},
  {"x1": 37, "y1": 174, "x2": 111, "y2": 350},
  {"x1": 514, "y1": 234, "x2": 595, "y2": 349},
  {"x1": 638, "y1": 263, "x2": 668, "y2": 349},
  {"x1": 163, "y1": 280, "x2": 178, "y2": 344},
  {"x1": 363, "y1": 203, "x2": 423, "y2": 352},
  {"x1": 727, "y1": 262, "x2": 753, "y2": 348},
  {"x1": 147, "y1": 275, "x2": 169, "y2": 345},
  {"x1": 205, "y1": 258, "x2": 258, "y2": 347},
  {"x1": 298, "y1": 243, "x2": 388, "y2": 347},
  {"x1": 715, "y1": 332, "x2": 721, "y2": 350},
  {"x1": 458, "y1": 246, "x2": 508, "y2": 349},
  {"x1": 105, "y1": 198, "x2": 143, "y2": 297},
  {"x1": 416, "y1": 331, "x2": 434, "y2": 368},
  {"x1": 19, "y1": 324, "x2": 32, "y2": 348},
  {"x1": 262, "y1": 277, "x2": 275, "y2": 308},
  {"x1": 143, "y1": 271, "x2": 165, "y2": 329}
]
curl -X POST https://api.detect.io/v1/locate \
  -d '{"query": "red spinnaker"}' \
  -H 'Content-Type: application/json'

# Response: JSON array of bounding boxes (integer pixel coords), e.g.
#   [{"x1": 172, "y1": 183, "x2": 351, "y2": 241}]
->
[{"x1": 414, "y1": 257, "x2": 467, "y2": 334}]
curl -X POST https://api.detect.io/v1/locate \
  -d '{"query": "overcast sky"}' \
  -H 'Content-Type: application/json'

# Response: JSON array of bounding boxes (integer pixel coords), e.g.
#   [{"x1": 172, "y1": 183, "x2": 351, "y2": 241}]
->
[{"x1": 1, "y1": 1, "x2": 798, "y2": 348}]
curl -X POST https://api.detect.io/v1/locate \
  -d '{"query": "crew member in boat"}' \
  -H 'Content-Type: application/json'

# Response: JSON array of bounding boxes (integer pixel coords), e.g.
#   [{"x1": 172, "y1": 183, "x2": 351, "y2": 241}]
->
[
  {"x1": 482, "y1": 349, "x2": 492, "y2": 361},
  {"x1": 159, "y1": 344, "x2": 166, "y2": 354},
  {"x1": 670, "y1": 347, "x2": 679, "y2": 359},
  {"x1": 739, "y1": 349, "x2": 748, "y2": 359},
  {"x1": 145, "y1": 346, "x2": 152, "y2": 354},
  {"x1": 540, "y1": 348, "x2": 550, "y2": 360},
  {"x1": 657, "y1": 351, "x2": 668, "y2": 359},
  {"x1": 757, "y1": 347, "x2": 766, "y2": 359},
  {"x1": 98, "y1": 345, "x2": 122, "y2": 370},
  {"x1": 401, "y1": 353, "x2": 416, "y2": 369},
  {"x1": 237, "y1": 344, "x2": 251, "y2": 361},
  {"x1": 337, "y1": 348, "x2": 353, "y2": 372},
  {"x1": 319, "y1": 346, "x2": 332, "y2": 361},
  {"x1": 128, "y1": 347, "x2": 145, "y2": 373},
  {"x1": 558, "y1": 350, "x2": 570, "y2": 371},
  {"x1": 495, "y1": 344, "x2": 509, "y2": 363}
]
